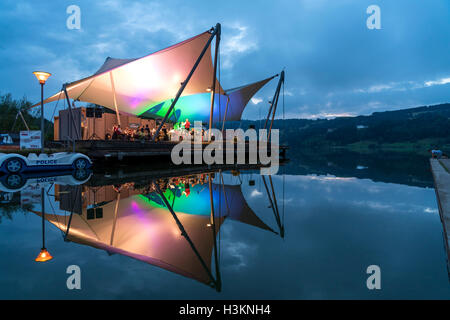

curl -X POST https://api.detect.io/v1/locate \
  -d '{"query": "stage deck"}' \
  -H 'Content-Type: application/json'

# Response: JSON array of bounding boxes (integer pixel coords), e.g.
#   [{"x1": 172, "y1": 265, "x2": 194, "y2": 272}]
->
[{"x1": 74, "y1": 139, "x2": 289, "y2": 162}]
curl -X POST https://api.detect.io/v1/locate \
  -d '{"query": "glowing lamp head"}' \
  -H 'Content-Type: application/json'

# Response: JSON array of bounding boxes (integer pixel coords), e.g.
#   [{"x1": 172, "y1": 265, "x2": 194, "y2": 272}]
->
[
  {"x1": 206, "y1": 87, "x2": 212, "y2": 92},
  {"x1": 33, "y1": 71, "x2": 51, "y2": 84},
  {"x1": 35, "y1": 248, "x2": 53, "y2": 262}
]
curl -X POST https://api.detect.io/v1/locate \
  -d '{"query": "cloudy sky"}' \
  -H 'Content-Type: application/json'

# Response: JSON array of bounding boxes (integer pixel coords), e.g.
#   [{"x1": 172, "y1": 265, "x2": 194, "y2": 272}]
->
[{"x1": 1, "y1": 0, "x2": 449, "y2": 120}]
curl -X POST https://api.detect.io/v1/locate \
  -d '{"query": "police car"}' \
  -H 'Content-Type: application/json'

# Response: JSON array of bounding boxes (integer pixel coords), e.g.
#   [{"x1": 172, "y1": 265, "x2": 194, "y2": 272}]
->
[
  {"x1": 0, "y1": 152, "x2": 92, "y2": 174},
  {"x1": 0, "y1": 169, "x2": 92, "y2": 192}
]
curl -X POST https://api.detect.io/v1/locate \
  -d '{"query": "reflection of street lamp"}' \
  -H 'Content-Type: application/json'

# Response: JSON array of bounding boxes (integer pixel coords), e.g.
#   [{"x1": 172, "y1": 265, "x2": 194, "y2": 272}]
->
[
  {"x1": 32, "y1": 71, "x2": 51, "y2": 153},
  {"x1": 35, "y1": 187, "x2": 53, "y2": 262},
  {"x1": 35, "y1": 248, "x2": 53, "y2": 262}
]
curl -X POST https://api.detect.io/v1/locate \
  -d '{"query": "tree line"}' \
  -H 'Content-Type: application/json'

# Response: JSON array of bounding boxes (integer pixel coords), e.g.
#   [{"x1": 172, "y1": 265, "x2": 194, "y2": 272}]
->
[{"x1": 0, "y1": 93, "x2": 53, "y2": 140}]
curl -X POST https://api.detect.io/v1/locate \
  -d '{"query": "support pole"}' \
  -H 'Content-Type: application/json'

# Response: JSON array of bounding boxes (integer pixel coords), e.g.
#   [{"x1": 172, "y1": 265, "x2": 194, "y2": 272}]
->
[
  {"x1": 208, "y1": 174, "x2": 221, "y2": 291},
  {"x1": 63, "y1": 84, "x2": 80, "y2": 151},
  {"x1": 221, "y1": 94, "x2": 230, "y2": 135},
  {"x1": 262, "y1": 175, "x2": 284, "y2": 237},
  {"x1": 41, "y1": 187, "x2": 45, "y2": 248},
  {"x1": 154, "y1": 182, "x2": 219, "y2": 290},
  {"x1": 64, "y1": 212, "x2": 73, "y2": 241},
  {"x1": 268, "y1": 175, "x2": 284, "y2": 237},
  {"x1": 268, "y1": 81, "x2": 282, "y2": 141},
  {"x1": 264, "y1": 71, "x2": 284, "y2": 139},
  {"x1": 18, "y1": 111, "x2": 30, "y2": 131},
  {"x1": 153, "y1": 23, "x2": 221, "y2": 142},
  {"x1": 263, "y1": 74, "x2": 280, "y2": 130},
  {"x1": 40, "y1": 83, "x2": 45, "y2": 152},
  {"x1": 64, "y1": 185, "x2": 81, "y2": 241},
  {"x1": 209, "y1": 24, "x2": 221, "y2": 141},
  {"x1": 109, "y1": 72, "x2": 121, "y2": 126},
  {"x1": 110, "y1": 192, "x2": 121, "y2": 246}
]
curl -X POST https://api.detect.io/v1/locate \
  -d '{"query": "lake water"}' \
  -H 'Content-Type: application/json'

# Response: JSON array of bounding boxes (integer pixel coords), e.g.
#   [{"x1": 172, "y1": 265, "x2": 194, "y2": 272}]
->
[{"x1": 0, "y1": 153, "x2": 449, "y2": 299}]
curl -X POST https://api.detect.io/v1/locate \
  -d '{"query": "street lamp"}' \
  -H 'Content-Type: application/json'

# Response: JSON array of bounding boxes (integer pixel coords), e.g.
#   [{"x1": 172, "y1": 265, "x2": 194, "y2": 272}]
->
[
  {"x1": 35, "y1": 248, "x2": 53, "y2": 262},
  {"x1": 35, "y1": 187, "x2": 53, "y2": 263},
  {"x1": 32, "y1": 71, "x2": 51, "y2": 153}
]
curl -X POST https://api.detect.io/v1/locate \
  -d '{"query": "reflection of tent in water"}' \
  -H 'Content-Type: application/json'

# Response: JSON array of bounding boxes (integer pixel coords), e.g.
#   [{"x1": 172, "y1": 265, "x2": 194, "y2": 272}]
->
[
  {"x1": 33, "y1": 175, "x2": 279, "y2": 290},
  {"x1": 144, "y1": 181, "x2": 275, "y2": 232},
  {"x1": 38, "y1": 194, "x2": 223, "y2": 287}
]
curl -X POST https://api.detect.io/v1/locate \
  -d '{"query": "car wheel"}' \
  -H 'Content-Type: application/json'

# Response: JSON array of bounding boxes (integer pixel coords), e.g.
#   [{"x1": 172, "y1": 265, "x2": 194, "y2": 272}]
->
[
  {"x1": 4, "y1": 174, "x2": 25, "y2": 190},
  {"x1": 73, "y1": 157, "x2": 88, "y2": 169},
  {"x1": 73, "y1": 169, "x2": 89, "y2": 181},
  {"x1": 5, "y1": 157, "x2": 24, "y2": 173}
]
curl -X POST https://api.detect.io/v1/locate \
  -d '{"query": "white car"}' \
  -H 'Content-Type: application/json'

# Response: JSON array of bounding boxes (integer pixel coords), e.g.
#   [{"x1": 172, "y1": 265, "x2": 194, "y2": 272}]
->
[
  {"x1": 0, "y1": 169, "x2": 92, "y2": 192},
  {"x1": 0, "y1": 152, "x2": 92, "y2": 174}
]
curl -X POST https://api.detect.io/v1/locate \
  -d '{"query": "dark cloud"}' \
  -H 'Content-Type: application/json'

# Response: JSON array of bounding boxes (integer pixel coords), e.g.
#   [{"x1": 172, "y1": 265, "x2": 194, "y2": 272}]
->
[{"x1": 0, "y1": 0, "x2": 449, "y2": 119}]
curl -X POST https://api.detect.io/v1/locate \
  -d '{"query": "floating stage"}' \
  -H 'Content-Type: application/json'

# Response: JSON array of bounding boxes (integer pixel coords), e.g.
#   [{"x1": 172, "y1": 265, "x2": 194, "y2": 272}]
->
[
  {"x1": 72, "y1": 139, "x2": 289, "y2": 162},
  {"x1": 430, "y1": 158, "x2": 450, "y2": 277},
  {"x1": 88, "y1": 162, "x2": 272, "y2": 187}
]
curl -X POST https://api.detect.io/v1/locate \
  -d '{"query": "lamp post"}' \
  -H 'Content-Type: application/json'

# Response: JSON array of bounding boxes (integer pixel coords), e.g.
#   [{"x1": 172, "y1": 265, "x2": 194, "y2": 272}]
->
[
  {"x1": 35, "y1": 187, "x2": 53, "y2": 262},
  {"x1": 32, "y1": 71, "x2": 51, "y2": 153}
]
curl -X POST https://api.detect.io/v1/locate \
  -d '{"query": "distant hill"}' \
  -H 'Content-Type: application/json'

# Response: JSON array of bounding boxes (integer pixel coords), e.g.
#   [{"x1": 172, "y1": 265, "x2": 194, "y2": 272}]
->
[
  {"x1": 1, "y1": 92, "x2": 448, "y2": 153},
  {"x1": 226, "y1": 103, "x2": 450, "y2": 153}
]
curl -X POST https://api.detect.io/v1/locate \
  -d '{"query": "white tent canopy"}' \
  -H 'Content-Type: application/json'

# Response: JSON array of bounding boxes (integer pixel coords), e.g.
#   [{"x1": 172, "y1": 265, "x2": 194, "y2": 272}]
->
[
  {"x1": 32, "y1": 31, "x2": 223, "y2": 116},
  {"x1": 32, "y1": 29, "x2": 276, "y2": 124}
]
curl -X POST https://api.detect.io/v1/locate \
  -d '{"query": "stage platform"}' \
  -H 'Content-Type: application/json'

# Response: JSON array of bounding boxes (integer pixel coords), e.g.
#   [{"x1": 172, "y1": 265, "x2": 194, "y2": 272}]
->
[{"x1": 73, "y1": 139, "x2": 289, "y2": 162}]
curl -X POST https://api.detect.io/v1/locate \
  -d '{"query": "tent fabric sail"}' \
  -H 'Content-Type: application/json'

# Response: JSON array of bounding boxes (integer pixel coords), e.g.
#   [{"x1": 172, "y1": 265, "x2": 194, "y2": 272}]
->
[
  {"x1": 30, "y1": 179, "x2": 275, "y2": 286},
  {"x1": 142, "y1": 182, "x2": 276, "y2": 233},
  {"x1": 222, "y1": 75, "x2": 276, "y2": 123},
  {"x1": 57, "y1": 180, "x2": 275, "y2": 233},
  {"x1": 30, "y1": 29, "x2": 276, "y2": 124},
  {"x1": 31, "y1": 30, "x2": 223, "y2": 116},
  {"x1": 139, "y1": 75, "x2": 276, "y2": 123},
  {"x1": 32, "y1": 196, "x2": 223, "y2": 286}
]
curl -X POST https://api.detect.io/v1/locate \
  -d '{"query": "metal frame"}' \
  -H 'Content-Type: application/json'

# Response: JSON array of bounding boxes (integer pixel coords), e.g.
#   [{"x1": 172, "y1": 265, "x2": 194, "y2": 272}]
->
[
  {"x1": 208, "y1": 24, "x2": 221, "y2": 140},
  {"x1": 153, "y1": 23, "x2": 222, "y2": 142},
  {"x1": 207, "y1": 173, "x2": 221, "y2": 290},
  {"x1": 62, "y1": 83, "x2": 81, "y2": 152},
  {"x1": 155, "y1": 181, "x2": 222, "y2": 291},
  {"x1": 11, "y1": 109, "x2": 31, "y2": 132},
  {"x1": 109, "y1": 71, "x2": 121, "y2": 126},
  {"x1": 261, "y1": 175, "x2": 284, "y2": 237},
  {"x1": 264, "y1": 70, "x2": 285, "y2": 140}
]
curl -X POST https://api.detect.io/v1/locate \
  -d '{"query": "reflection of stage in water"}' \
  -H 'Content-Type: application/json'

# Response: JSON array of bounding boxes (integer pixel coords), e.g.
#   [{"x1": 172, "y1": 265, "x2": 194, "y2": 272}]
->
[{"x1": 25, "y1": 169, "x2": 285, "y2": 291}]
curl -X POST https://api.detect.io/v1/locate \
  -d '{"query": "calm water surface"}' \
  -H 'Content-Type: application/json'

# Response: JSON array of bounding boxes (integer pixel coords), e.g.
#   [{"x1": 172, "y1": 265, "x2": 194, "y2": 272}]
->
[{"x1": 0, "y1": 154, "x2": 449, "y2": 299}]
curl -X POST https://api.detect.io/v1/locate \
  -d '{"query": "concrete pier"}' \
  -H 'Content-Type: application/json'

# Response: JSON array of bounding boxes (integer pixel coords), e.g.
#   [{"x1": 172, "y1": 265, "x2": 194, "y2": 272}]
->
[{"x1": 430, "y1": 158, "x2": 450, "y2": 277}]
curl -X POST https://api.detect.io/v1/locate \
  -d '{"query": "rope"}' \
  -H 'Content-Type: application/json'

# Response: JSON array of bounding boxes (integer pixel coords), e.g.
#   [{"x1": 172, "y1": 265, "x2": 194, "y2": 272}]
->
[
  {"x1": 218, "y1": 172, "x2": 222, "y2": 264},
  {"x1": 10, "y1": 113, "x2": 18, "y2": 132},
  {"x1": 218, "y1": 44, "x2": 221, "y2": 130},
  {"x1": 259, "y1": 104, "x2": 261, "y2": 130},
  {"x1": 282, "y1": 164, "x2": 285, "y2": 230},
  {"x1": 46, "y1": 90, "x2": 63, "y2": 137},
  {"x1": 44, "y1": 184, "x2": 66, "y2": 238},
  {"x1": 282, "y1": 73, "x2": 285, "y2": 120},
  {"x1": 74, "y1": 77, "x2": 96, "y2": 102},
  {"x1": 282, "y1": 72, "x2": 285, "y2": 233}
]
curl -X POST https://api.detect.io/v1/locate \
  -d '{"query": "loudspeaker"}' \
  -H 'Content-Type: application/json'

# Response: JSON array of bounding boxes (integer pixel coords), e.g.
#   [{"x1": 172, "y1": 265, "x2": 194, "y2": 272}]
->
[
  {"x1": 86, "y1": 107, "x2": 94, "y2": 118},
  {"x1": 95, "y1": 207, "x2": 103, "y2": 219},
  {"x1": 87, "y1": 208, "x2": 95, "y2": 220},
  {"x1": 95, "y1": 109, "x2": 102, "y2": 118}
]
